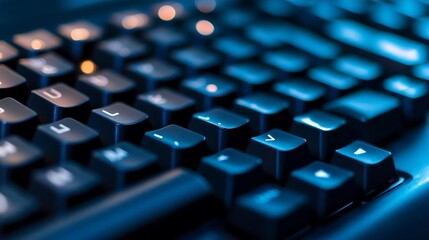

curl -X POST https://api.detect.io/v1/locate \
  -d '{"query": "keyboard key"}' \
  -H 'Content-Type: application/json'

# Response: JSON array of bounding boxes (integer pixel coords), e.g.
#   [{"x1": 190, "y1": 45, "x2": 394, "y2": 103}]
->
[
  {"x1": 88, "y1": 102, "x2": 150, "y2": 145},
  {"x1": 233, "y1": 93, "x2": 290, "y2": 135},
  {"x1": 189, "y1": 108, "x2": 250, "y2": 152},
  {"x1": 333, "y1": 55, "x2": 382, "y2": 85},
  {"x1": 287, "y1": 161, "x2": 357, "y2": 218},
  {"x1": 76, "y1": 69, "x2": 136, "y2": 108},
  {"x1": 332, "y1": 140, "x2": 398, "y2": 193},
  {"x1": 257, "y1": 0, "x2": 296, "y2": 17},
  {"x1": 308, "y1": 66, "x2": 360, "y2": 99},
  {"x1": 29, "y1": 161, "x2": 101, "y2": 214},
  {"x1": 142, "y1": 125, "x2": 208, "y2": 169},
  {"x1": 212, "y1": 36, "x2": 259, "y2": 62},
  {"x1": 198, "y1": 148, "x2": 264, "y2": 206},
  {"x1": 17, "y1": 52, "x2": 75, "y2": 89},
  {"x1": 33, "y1": 118, "x2": 100, "y2": 163},
  {"x1": 223, "y1": 62, "x2": 274, "y2": 96},
  {"x1": 228, "y1": 185, "x2": 311, "y2": 239},
  {"x1": 172, "y1": 47, "x2": 221, "y2": 76},
  {"x1": 290, "y1": 110, "x2": 349, "y2": 160},
  {"x1": 324, "y1": 89, "x2": 402, "y2": 143},
  {"x1": 382, "y1": 75, "x2": 429, "y2": 123},
  {"x1": 57, "y1": 20, "x2": 103, "y2": 62},
  {"x1": 245, "y1": 20, "x2": 293, "y2": 48},
  {"x1": 0, "y1": 41, "x2": 19, "y2": 68},
  {"x1": 181, "y1": 74, "x2": 237, "y2": 110},
  {"x1": 370, "y1": 2, "x2": 408, "y2": 31},
  {"x1": 135, "y1": 88, "x2": 195, "y2": 128},
  {"x1": 0, "y1": 184, "x2": 38, "y2": 228},
  {"x1": 262, "y1": 49, "x2": 310, "y2": 76},
  {"x1": 90, "y1": 142, "x2": 158, "y2": 191},
  {"x1": 221, "y1": 7, "x2": 258, "y2": 29},
  {"x1": 0, "y1": 136, "x2": 43, "y2": 185},
  {"x1": 14, "y1": 169, "x2": 218, "y2": 239},
  {"x1": 108, "y1": 10, "x2": 151, "y2": 36},
  {"x1": 145, "y1": 26, "x2": 188, "y2": 57},
  {"x1": 0, "y1": 66, "x2": 28, "y2": 102},
  {"x1": 0, "y1": 98, "x2": 38, "y2": 140},
  {"x1": 273, "y1": 79, "x2": 326, "y2": 116},
  {"x1": 13, "y1": 29, "x2": 62, "y2": 57},
  {"x1": 247, "y1": 129, "x2": 311, "y2": 181},
  {"x1": 126, "y1": 58, "x2": 183, "y2": 92},
  {"x1": 27, "y1": 83, "x2": 91, "y2": 123},
  {"x1": 93, "y1": 36, "x2": 149, "y2": 73}
]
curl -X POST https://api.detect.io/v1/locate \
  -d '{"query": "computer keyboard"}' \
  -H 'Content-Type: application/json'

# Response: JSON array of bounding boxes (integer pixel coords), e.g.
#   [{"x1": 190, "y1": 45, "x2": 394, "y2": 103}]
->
[{"x1": 1, "y1": 0, "x2": 429, "y2": 239}]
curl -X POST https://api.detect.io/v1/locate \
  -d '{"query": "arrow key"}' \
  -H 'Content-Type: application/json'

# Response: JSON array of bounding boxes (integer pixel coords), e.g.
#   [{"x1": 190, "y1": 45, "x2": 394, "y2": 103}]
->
[{"x1": 331, "y1": 140, "x2": 398, "y2": 193}]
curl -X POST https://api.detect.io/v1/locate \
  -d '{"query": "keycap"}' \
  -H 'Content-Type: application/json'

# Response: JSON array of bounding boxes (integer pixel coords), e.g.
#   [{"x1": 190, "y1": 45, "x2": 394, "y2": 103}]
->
[
  {"x1": 233, "y1": 93, "x2": 290, "y2": 135},
  {"x1": 181, "y1": 74, "x2": 237, "y2": 110},
  {"x1": 13, "y1": 29, "x2": 62, "y2": 57},
  {"x1": 135, "y1": 88, "x2": 195, "y2": 128},
  {"x1": 287, "y1": 161, "x2": 357, "y2": 218},
  {"x1": 290, "y1": 110, "x2": 349, "y2": 160},
  {"x1": 17, "y1": 52, "x2": 75, "y2": 90},
  {"x1": 76, "y1": 69, "x2": 136, "y2": 108},
  {"x1": 212, "y1": 36, "x2": 259, "y2": 62},
  {"x1": 0, "y1": 41, "x2": 19, "y2": 68},
  {"x1": 245, "y1": 20, "x2": 293, "y2": 48},
  {"x1": 382, "y1": 75, "x2": 429, "y2": 123},
  {"x1": 412, "y1": 62, "x2": 429, "y2": 80},
  {"x1": 0, "y1": 98, "x2": 38, "y2": 140},
  {"x1": 90, "y1": 142, "x2": 158, "y2": 191},
  {"x1": 88, "y1": 102, "x2": 150, "y2": 145},
  {"x1": 262, "y1": 49, "x2": 310, "y2": 77},
  {"x1": 108, "y1": 10, "x2": 151, "y2": 36},
  {"x1": 369, "y1": 2, "x2": 408, "y2": 30},
  {"x1": 93, "y1": 36, "x2": 149, "y2": 73},
  {"x1": 142, "y1": 125, "x2": 208, "y2": 169},
  {"x1": 395, "y1": 0, "x2": 427, "y2": 18},
  {"x1": 33, "y1": 118, "x2": 100, "y2": 163},
  {"x1": 273, "y1": 79, "x2": 326, "y2": 116},
  {"x1": 29, "y1": 161, "x2": 101, "y2": 214},
  {"x1": 332, "y1": 55, "x2": 382, "y2": 86},
  {"x1": 228, "y1": 185, "x2": 311, "y2": 240},
  {"x1": 307, "y1": 66, "x2": 360, "y2": 99},
  {"x1": 326, "y1": 19, "x2": 427, "y2": 66},
  {"x1": 126, "y1": 58, "x2": 183, "y2": 92},
  {"x1": 27, "y1": 83, "x2": 91, "y2": 123},
  {"x1": 306, "y1": 0, "x2": 345, "y2": 23},
  {"x1": 189, "y1": 108, "x2": 250, "y2": 152},
  {"x1": 223, "y1": 62, "x2": 274, "y2": 96},
  {"x1": 247, "y1": 129, "x2": 311, "y2": 181},
  {"x1": 257, "y1": 0, "x2": 296, "y2": 17},
  {"x1": 14, "y1": 169, "x2": 218, "y2": 239},
  {"x1": 324, "y1": 89, "x2": 402, "y2": 143},
  {"x1": 198, "y1": 148, "x2": 264, "y2": 206},
  {"x1": 0, "y1": 65, "x2": 28, "y2": 102},
  {"x1": 171, "y1": 47, "x2": 221, "y2": 76},
  {"x1": 145, "y1": 26, "x2": 188, "y2": 57},
  {"x1": 57, "y1": 20, "x2": 103, "y2": 62},
  {"x1": 331, "y1": 140, "x2": 398, "y2": 193},
  {"x1": 0, "y1": 136, "x2": 43, "y2": 185},
  {"x1": 0, "y1": 184, "x2": 38, "y2": 229},
  {"x1": 413, "y1": 17, "x2": 429, "y2": 40},
  {"x1": 221, "y1": 7, "x2": 258, "y2": 29}
]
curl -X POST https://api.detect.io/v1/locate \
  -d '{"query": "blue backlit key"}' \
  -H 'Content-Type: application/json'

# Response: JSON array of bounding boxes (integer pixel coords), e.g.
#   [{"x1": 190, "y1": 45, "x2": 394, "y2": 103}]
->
[
  {"x1": 145, "y1": 26, "x2": 187, "y2": 57},
  {"x1": 257, "y1": 0, "x2": 296, "y2": 17},
  {"x1": 233, "y1": 93, "x2": 290, "y2": 135},
  {"x1": 369, "y1": 2, "x2": 408, "y2": 31},
  {"x1": 17, "y1": 53, "x2": 75, "y2": 89},
  {"x1": 76, "y1": 69, "x2": 137, "y2": 108},
  {"x1": 247, "y1": 129, "x2": 311, "y2": 181},
  {"x1": 181, "y1": 74, "x2": 237, "y2": 110},
  {"x1": 383, "y1": 75, "x2": 429, "y2": 123},
  {"x1": 273, "y1": 79, "x2": 326, "y2": 116},
  {"x1": 198, "y1": 148, "x2": 264, "y2": 206},
  {"x1": 262, "y1": 49, "x2": 310, "y2": 77},
  {"x1": 221, "y1": 7, "x2": 258, "y2": 29},
  {"x1": 0, "y1": 41, "x2": 19, "y2": 68},
  {"x1": 93, "y1": 36, "x2": 149, "y2": 73},
  {"x1": 126, "y1": 58, "x2": 183, "y2": 92},
  {"x1": 287, "y1": 161, "x2": 357, "y2": 218},
  {"x1": 223, "y1": 62, "x2": 274, "y2": 96},
  {"x1": 332, "y1": 140, "x2": 398, "y2": 193},
  {"x1": 88, "y1": 102, "x2": 150, "y2": 145},
  {"x1": 245, "y1": 20, "x2": 293, "y2": 48},
  {"x1": 0, "y1": 184, "x2": 38, "y2": 228},
  {"x1": 33, "y1": 118, "x2": 101, "y2": 163},
  {"x1": 228, "y1": 185, "x2": 310, "y2": 240},
  {"x1": 30, "y1": 161, "x2": 101, "y2": 214},
  {"x1": 13, "y1": 29, "x2": 62, "y2": 57},
  {"x1": 90, "y1": 142, "x2": 158, "y2": 191},
  {"x1": 0, "y1": 66, "x2": 28, "y2": 102},
  {"x1": 333, "y1": 55, "x2": 382, "y2": 86},
  {"x1": 172, "y1": 47, "x2": 221, "y2": 76},
  {"x1": 308, "y1": 66, "x2": 359, "y2": 99},
  {"x1": 213, "y1": 36, "x2": 259, "y2": 62},
  {"x1": 142, "y1": 125, "x2": 208, "y2": 169},
  {"x1": 189, "y1": 108, "x2": 250, "y2": 152},
  {"x1": 27, "y1": 83, "x2": 91, "y2": 123},
  {"x1": 0, "y1": 98, "x2": 38, "y2": 140},
  {"x1": 324, "y1": 89, "x2": 401, "y2": 143},
  {"x1": 290, "y1": 110, "x2": 349, "y2": 160},
  {"x1": 135, "y1": 88, "x2": 195, "y2": 128}
]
